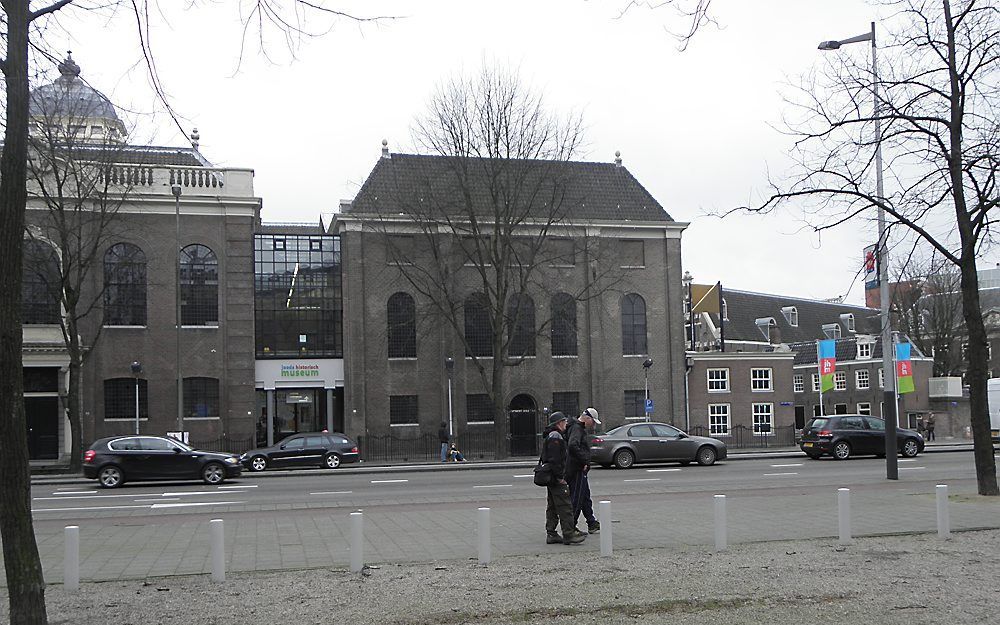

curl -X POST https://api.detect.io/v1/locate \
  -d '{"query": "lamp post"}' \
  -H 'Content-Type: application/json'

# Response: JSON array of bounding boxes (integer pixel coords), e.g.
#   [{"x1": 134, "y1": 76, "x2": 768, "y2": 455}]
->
[
  {"x1": 445, "y1": 357, "x2": 455, "y2": 438},
  {"x1": 682, "y1": 270, "x2": 694, "y2": 351},
  {"x1": 130, "y1": 361, "x2": 143, "y2": 435},
  {"x1": 172, "y1": 182, "x2": 184, "y2": 435},
  {"x1": 642, "y1": 358, "x2": 654, "y2": 422},
  {"x1": 819, "y1": 22, "x2": 897, "y2": 480}
]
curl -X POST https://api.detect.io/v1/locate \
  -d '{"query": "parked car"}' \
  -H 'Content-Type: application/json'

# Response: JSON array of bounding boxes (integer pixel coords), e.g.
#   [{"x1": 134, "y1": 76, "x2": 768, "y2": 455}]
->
[
  {"x1": 589, "y1": 422, "x2": 728, "y2": 469},
  {"x1": 240, "y1": 432, "x2": 360, "y2": 472},
  {"x1": 82, "y1": 436, "x2": 242, "y2": 488},
  {"x1": 800, "y1": 415, "x2": 924, "y2": 460}
]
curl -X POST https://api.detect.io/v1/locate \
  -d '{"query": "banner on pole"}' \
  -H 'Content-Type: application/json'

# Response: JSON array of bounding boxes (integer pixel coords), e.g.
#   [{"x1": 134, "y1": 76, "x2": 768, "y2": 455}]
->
[
  {"x1": 818, "y1": 339, "x2": 837, "y2": 393},
  {"x1": 896, "y1": 342, "x2": 915, "y2": 394},
  {"x1": 863, "y1": 245, "x2": 878, "y2": 289}
]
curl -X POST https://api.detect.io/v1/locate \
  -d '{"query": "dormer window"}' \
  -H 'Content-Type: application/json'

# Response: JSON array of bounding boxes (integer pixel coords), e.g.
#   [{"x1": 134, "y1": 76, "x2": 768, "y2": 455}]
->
[
  {"x1": 822, "y1": 323, "x2": 841, "y2": 339},
  {"x1": 840, "y1": 313, "x2": 855, "y2": 333},
  {"x1": 857, "y1": 337, "x2": 874, "y2": 359},
  {"x1": 781, "y1": 306, "x2": 798, "y2": 327},
  {"x1": 755, "y1": 317, "x2": 777, "y2": 341}
]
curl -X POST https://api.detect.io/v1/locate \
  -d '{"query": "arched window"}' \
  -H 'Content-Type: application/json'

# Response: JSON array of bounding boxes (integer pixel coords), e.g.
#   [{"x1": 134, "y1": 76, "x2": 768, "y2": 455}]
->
[
  {"x1": 621, "y1": 293, "x2": 647, "y2": 355},
  {"x1": 464, "y1": 293, "x2": 492, "y2": 358},
  {"x1": 103, "y1": 378, "x2": 148, "y2": 420},
  {"x1": 387, "y1": 292, "x2": 416, "y2": 358},
  {"x1": 550, "y1": 292, "x2": 577, "y2": 356},
  {"x1": 104, "y1": 242, "x2": 147, "y2": 325},
  {"x1": 507, "y1": 293, "x2": 536, "y2": 357},
  {"x1": 22, "y1": 239, "x2": 61, "y2": 324},
  {"x1": 180, "y1": 244, "x2": 218, "y2": 325},
  {"x1": 183, "y1": 377, "x2": 220, "y2": 419}
]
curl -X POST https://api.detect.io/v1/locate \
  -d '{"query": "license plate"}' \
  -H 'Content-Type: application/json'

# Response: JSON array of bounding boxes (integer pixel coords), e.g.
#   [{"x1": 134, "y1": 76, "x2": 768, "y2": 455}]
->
[{"x1": 802, "y1": 442, "x2": 813, "y2": 448}]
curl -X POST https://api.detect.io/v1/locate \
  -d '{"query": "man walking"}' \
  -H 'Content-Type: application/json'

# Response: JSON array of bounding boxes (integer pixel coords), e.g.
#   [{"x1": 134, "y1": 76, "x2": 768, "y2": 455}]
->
[
  {"x1": 565, "y1": 407, "x2": 601, "y2": 534},
  {"x1": 926, "y1": 412, "x2": 936, "y2": 441},
  {"x1": 438, "y1": 421, "x2": 450, "y2": 463},
  {"x1": 542, "y1": 412, "x2": 586, "y2": 545}
]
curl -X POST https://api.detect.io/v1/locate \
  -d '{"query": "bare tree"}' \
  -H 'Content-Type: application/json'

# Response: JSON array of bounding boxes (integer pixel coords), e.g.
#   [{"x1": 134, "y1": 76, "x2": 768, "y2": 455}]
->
[
  {"x1": 740, "y1": 0, "x2": 998, "y2": 494},
  {"x1": 890, "y1": 255, "x2": 965, "y2": 377}
]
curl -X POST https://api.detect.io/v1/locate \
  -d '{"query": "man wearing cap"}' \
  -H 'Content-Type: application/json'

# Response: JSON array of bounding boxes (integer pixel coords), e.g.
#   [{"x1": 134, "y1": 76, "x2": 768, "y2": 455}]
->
[
  {"x1": 566, "y1": 407, "x2": 601, "y2": 534},
  {"x1": 542, "y1": 412, "x2": 586, "y2": 545}
]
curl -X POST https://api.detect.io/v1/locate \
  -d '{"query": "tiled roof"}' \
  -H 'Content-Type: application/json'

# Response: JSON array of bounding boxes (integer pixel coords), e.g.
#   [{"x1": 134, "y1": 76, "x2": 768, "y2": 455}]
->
[
  {"x1": 716, "y1": 288, "x2": 880, "y2": 344},
  {"x1": 789, "y1": 336, "x2": 926, "y2": 365},
  {"x1": 346, "y1": 153, "x2": 673, "y2": 223},
  {"x1": 14, "y1": 142, "x2": 209, "y2": 167}
]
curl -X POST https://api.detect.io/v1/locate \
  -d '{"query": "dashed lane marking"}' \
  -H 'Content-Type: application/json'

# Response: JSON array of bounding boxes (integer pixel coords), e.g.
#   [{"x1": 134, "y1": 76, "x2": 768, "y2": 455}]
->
[
  {"x1": 135, "y1": 498, "x2": 180, "y2": 503},
  {"x1": 899, "y1": 467, "x2": 926, "y2": 471},
  {"x1": 646, "y1": 468, "x2": 681, "y2": 473},
  {"x1": 770, "y1": 463, "x2": 803, "y2": 467},
  {"x1": 371, "y1": 479, "x2": 408, "y2": 484},
  {"x1": 150, "y1": 501, "x2": 243, "y2": 509},
  {"x1": 763, "y1": 472, "x2": 799, "y2": 476},
  {"x1": 513, "y1": 475, "x2": 534, "y2": 478},
  {"x1": 310, "y1": 491, "x2": 353, "y2": 495},
  {"x1": 218, "y1": 485, "x2": 258, "y2": 489},
  {"x1": 473, "y1": 484, "x2": 513, "y2": 489},
  {"x1": 623, "y1": 478, "x2": 661, "y2": 482}
]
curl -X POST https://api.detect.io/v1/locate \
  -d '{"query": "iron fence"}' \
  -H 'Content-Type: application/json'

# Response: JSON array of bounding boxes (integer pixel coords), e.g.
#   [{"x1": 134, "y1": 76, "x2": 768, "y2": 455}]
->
[
  {"x1": 189, "y1": 434, "x2": 257, "y2": 455},
  {"x1": 687, "y1": 424, "x2": 798, "y2": 448},
  {"x1": 357, "y1": 428, "x2": 541, "y2": 464}
]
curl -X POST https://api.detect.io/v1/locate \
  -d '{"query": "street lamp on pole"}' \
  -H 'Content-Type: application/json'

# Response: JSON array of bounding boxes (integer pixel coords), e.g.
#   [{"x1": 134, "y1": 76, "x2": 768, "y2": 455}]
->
[
  {"x1": 642, "y1": 357, "x2": 653, "y2": 423},
  {"x1": 445, "y1": 357, "x2": 455, "y2": 438},
  {"x1": 172, "y1": 182, "x2": 184, "y2": 435},
  {"x1": 682, "y1": 270, "x2": 694, "y2": 351},
  {"x1": 819, "y1": 22, "x2": 898, "y2": 480},
  {"x1": 130, "y1": 361, "x2": 143, "y2": 435}
]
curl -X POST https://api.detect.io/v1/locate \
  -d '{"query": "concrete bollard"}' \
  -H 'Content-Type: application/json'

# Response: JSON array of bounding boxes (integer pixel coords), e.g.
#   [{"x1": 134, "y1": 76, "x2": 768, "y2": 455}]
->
[
  {"x1": 64, "y1": 525, "x2": 79, "y2": 592},
  {"x1": 838, "y1": 488, "x2": 851, "y2": 545},
  {"x1": 936, "y1": 484, "x2": 950, "y2": 539},
  {"x1": 350, "y1": 512, "x2": 364, "y2": 572},
  {"x1": 714, "y1": 495, "x2": 727, "y2": 551},
  {"x1": 210, "y1": 519, "x2": 225, "y2": 582},
  {"x1": 478, "y1": 507, "x2": 491, "y2": 565},
  {"x1": 598, "y1": 500, "x2": 612, "y2": 557}
]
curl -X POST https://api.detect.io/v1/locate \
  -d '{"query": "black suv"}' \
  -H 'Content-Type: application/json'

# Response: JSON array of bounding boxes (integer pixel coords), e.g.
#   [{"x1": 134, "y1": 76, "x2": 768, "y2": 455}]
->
[
  {"x1": 800, "y1": 415, "x2": 924, "y2": 460},
  {"x1": 83, "y1": 436, "x2": 242, "y2": 488},
  {"x1": 240, "y1": 432, "x2": 360, "y2": 472}
]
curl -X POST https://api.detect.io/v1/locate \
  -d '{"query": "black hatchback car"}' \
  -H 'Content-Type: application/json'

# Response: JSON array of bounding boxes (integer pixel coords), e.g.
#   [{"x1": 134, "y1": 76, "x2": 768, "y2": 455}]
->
[
  {"x1": 800, "y1": 415, "x2": 924, "y2": 460},
  {"x1": 240, "y1": 432, "x2": 360, "y2": 472},
  {"x1": 83, "y1": 436, "x2": 242, "y2": 488}
]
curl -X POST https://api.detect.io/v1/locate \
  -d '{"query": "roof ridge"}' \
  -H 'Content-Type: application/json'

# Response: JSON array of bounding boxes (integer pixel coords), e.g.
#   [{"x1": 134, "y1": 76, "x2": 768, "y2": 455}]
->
[{"x1": 723, "y1": 287, "x2": 875, "y2": 310}]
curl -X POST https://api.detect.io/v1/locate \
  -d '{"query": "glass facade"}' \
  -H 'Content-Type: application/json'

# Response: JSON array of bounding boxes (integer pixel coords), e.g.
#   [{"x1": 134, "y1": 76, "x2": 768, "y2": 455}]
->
[{"x1": 254, "y1": 234, "x2": 343, "y2": 358}]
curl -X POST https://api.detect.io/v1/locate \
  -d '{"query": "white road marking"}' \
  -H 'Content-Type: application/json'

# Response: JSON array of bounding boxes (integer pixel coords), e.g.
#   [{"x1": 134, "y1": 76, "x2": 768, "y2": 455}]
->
[
  {"x1": 513, "y1": 474, "x2": 534, "y2": 478},
  {"x1": 52, "y1": 490, "x2": 102, "y2": 495},
  {"x1": 135, "y1": 498, "x2": 180, "y2": 503},
  {"x1": 34, "y1": 493, "x2": 156, "y2": 501},
  {"x1": 371, "y1": 479, "x2": 408, "y2": 484},
  {"x1": 473, "y1": 484, "x2": 512, "y2": 489},
  {"x1": 151, "y1": 501, "x2": 242, "y2": 509},
  {"x1": 899, "y1": 467, "x2": 926, "y2": 471},
  {"x1": 54, "y1": 488, "x2": 96, "y2": 492},
  {"x1": 763, "y1": 472, "x2": 799, "y2": 476},
  {"x1": 159, "y1": 491, "x2": 236, "y2": 497},
  {"x1": 33, "y1": 504, "x2": 152, "y2": 512},
  {"x1": 218, "y1": 484, "x2": 258, "y2": 489},
  {"x1": 770, "y1": 463, "x2": 803, "y2": 467},
  {"x1": 310, "y1": 491, "x2": 353, "y2": 495},
  {"x1": 646, "y1": 468, "x2": 681, "y2": 473},
  {"x1": 623, "y1": 478, "x2": 661, "y2": 482},
  {"x1": 899, "y1": 459, "x2": 917, "y2": 462}
]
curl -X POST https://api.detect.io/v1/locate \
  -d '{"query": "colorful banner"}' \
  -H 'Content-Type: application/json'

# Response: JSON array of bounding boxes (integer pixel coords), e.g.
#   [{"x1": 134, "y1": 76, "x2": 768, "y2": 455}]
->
[
  {"x1": 818, "y1": 339, "x2": 837, "y2": 393},
  {"x1": 896, "y1": 342, "x2": 915, "y2": 394}
]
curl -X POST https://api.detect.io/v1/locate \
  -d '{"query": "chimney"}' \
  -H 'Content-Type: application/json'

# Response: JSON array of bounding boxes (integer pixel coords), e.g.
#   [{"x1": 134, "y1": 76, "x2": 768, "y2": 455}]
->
[
  {"x1": 190, "y1": 128, "x2": 200, "y2": 151},
  {"x1": 381, "y1": 139, "x2": 390, "y2": 159},
  {"x1": 614, "y1": 150, "x2": 622, "y2": 167}
]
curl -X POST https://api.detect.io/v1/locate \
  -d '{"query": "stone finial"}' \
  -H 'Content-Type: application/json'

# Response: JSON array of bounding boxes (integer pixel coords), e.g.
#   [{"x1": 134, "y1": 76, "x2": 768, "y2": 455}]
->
[
  {"x1": 614, "y1": 150, "x2": 622, "y2": 167},
  {"x1": 381, "y1": 138, "x2": 390, "y2": 159},
  {"x1": 58, "y1": 51, "x2": 81, "y2": 80},
  {"x1": 190, "y1": 128, "x2": 200, "y2": 150}
]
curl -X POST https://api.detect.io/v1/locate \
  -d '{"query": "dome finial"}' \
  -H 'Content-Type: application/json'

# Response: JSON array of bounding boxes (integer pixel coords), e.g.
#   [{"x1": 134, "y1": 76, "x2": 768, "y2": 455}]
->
[
  {"x1": 381, "y1": 138, "x2": 390, "y2": 159},
  {"x1": 614, "y1": 150, "x2": 622, "y2": 167},
  {"x1": 58, "y1": 51, "x2": 80, "y2": 79},
  {"x1": 190, "y1": 128, "x2": 200, "y2": 150}
]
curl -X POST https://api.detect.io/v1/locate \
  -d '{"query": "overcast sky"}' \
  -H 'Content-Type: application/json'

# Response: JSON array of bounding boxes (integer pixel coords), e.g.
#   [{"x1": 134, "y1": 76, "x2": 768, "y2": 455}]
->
[{"x1": 51, "y1": 0, "x2": 993, "y2": 305}]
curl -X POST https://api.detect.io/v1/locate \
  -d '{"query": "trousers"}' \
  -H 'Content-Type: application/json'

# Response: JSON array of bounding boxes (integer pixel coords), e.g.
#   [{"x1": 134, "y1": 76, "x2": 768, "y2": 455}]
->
[
  {"x1": 568, "y1": 471, "x2": 596, "y2": 525},
  {"x1": 545, "y1": 481, "x2": 576, "y2": 535}
]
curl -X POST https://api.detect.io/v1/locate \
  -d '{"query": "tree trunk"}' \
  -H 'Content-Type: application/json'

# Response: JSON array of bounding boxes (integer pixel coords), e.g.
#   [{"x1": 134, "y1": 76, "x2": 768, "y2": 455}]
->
[
  {"x1": 0, "y1": 2, "x2": 51, "y2": 624},
  {"x1": 492, "y1": 358, "x2": 508, "y2": 460},
  {"x1": 67, "y1": 341, "x2": 83, "y2": 473}
]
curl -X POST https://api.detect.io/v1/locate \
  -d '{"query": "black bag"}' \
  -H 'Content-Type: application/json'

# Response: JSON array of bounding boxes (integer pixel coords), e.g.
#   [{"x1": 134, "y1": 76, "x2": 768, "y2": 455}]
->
[{"x1": 533, "y1": 462, "x2": 553, "y2": 487}]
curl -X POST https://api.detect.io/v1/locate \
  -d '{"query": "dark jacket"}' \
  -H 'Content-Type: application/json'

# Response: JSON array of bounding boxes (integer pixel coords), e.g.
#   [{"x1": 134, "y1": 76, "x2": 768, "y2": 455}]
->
[
  {"x1": 565, "y1": 419, "x2": 591, "y2": 478},
  {"x1": 438, "y1": 426, "x2": 450, "y2": 444},
  {"x1": 540, "y1": 428, "x2": 569, "y2": 482}
]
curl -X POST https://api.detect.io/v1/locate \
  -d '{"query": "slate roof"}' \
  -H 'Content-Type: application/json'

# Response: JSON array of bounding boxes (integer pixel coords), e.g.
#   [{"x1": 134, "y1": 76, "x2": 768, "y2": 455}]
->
[
  {"x1": 786, "y1": 336, "x2": 926, "y2": 365},
  {"x1": 68, "y1": 144, "x2": 208, "y2": 167},
  {"x1": 346, "y1": 153, "x2": 673, "y2": 223}
]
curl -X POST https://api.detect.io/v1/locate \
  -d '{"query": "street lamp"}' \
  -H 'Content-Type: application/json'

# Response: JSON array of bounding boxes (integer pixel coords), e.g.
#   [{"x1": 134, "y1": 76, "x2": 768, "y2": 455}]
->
[
  {"x1": 819, "y1": 22, "x2": 898, "y2": 480},
  {"x1": 642, "y1": 357, "x2": 654, "y2": 423},
  {"x1": 172, "y1": 182, "x2": 184, "y2": 435},
  {"x1": 682, "y1": 270, "x2": 694, "y2": 351},
  {"x1": 130, "y1": 361, "x2": 143, "y2": 435},
  {"x1": 445, "y1": 357, "x2": 455, "y2": 438}
]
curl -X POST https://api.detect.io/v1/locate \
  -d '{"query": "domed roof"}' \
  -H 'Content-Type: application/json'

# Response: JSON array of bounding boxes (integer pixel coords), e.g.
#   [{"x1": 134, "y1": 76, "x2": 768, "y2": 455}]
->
[{"x1": 29, "y1": 52, "x2": 121, "y2": 124}]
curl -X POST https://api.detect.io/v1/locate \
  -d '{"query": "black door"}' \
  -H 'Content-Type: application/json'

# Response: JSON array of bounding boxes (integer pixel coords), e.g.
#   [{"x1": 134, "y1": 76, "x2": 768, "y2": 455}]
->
[
  {"x1": 508, "y1": 394, "x2": 538, "y2": 456},
  {"x1": 25, "y1": 397, "x2": 59, "y2": 460},
  {"x1": 794, "y1": 406, "x2": 806, "y2": 430}
]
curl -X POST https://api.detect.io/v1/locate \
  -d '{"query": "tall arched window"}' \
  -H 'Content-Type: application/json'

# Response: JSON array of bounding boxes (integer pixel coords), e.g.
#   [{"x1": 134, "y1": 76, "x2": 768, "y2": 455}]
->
[
  {"x1": 550, "y1": 292, "x2": 577, "y2": 356},
  {"x1": 387, "y1": 292, "x2": 416, "y2": 358},
  {"x1": 21, "y1": 239, "x2": 60, "y2": 324},
  {"x1": 180, "y1": 244, "x2": 218, "y2": 325},
  {"x1": 104, "y1": 242, "x2": 147, "y2": 326},
  {"x1": 464, "y1": 293, "x2": 492, "y2": 357},
  {"x1": 507, "y1": 293, "x2": 536, "y2": 357},
  {"x1": 621, "y1": 293, "x2": 647, "y2": 355}
]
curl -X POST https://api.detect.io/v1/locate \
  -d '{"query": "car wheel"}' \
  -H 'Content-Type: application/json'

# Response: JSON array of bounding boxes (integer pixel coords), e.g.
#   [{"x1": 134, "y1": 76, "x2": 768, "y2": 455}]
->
[
  {"x1": 249, "y1": 455, "x2": 268, "y2": 472},
  {"x1": 696, "y1": 446, "x2": 717, "y2": 466},
  {"x1": 202, "y1": 462, "x2": 226, "y2": 485},
  {"x1": 98, "y1": 465, "x2": 124, "y2": 489},
  {"x1": 613, "y1": 448, "x2": 635, "y2": 469},
  {"x1": 901, "y1": 439, "x2": 920, "y2": 458},
  {"x1": 832, "y1": 441, "x2": 852, "y2": 460},
  {"x1": 323, "y1": 452, "x2": 341, "y2": 469}
]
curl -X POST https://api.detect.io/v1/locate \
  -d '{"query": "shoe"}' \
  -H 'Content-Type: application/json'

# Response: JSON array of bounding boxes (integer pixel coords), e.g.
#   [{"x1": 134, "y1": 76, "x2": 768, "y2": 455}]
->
[
  {"x1": 562, "y1": 529, "x2": 586, "y2": 545},
  {"x1": 588, "y1": 521, "x2": 601, "y2": 534},
  {"x1": 546, "y1": 532, "x2": 562, "y2": 544}
]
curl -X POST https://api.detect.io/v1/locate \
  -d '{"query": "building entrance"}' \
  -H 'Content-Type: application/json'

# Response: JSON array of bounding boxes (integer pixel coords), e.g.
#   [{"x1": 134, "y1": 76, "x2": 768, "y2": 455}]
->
[
  {"x1": 275, "y1": 389, "x2": 325, "y2": 440},
  {"x1": 26, "y1": 397, "x2": 59, "y2": 460},
  {"x1": 508, "y1": 393, "x2": 538, "y2": 457}
]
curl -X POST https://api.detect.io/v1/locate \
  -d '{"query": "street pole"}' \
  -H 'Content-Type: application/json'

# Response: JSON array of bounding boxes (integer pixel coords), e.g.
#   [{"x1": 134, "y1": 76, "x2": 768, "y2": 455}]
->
[
  {"x1": 642, "y1": 358, "x2": 653, "y2": 423},
  {"x1": 172, "y1": 183, "x2": 184, "y2": 435},
  {"x1": 131, "y1": 361, "x2": 142, "y2": 435},
  {"x1": 445, "y1": 357, "x2": 455, "y2": 437}
]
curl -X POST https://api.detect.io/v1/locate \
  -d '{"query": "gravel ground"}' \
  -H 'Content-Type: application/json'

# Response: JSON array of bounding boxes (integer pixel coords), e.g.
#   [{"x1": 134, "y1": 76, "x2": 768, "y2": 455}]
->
[{"x1": 12, "y1": 529, "x2": 998, "y2": 625}]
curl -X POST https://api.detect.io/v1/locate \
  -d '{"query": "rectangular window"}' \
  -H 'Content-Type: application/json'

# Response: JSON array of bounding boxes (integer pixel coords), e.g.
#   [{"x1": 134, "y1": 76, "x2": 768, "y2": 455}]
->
[
  {"x1": 707, "y1": 368, "x2": 729, "y2": 392},
  {"x1": 834, "y1": 403, "x2": 848, "y2": 414},
  {"x1": 389, "y1": 395, "x2": 419, "y2": 426},
  {"x1": 183, "y1": 377, "x2": 220, "y2": 419},
  {"x1": 273, "y1": 238, "x2": 285, "y2": 251},
  {"x1": 752, "y1": 403, "x2": 773, "y2": 435},
  {"x1": 552, "y1": 392, "x2": 580, "y2": 418},
  {"x1": 856, "y1": 369, "x2": 870, "y2": 390},
  {"x1": 793, "y1": 374, "x2": 804, "y2": 393},
  {"x1": 857, "y1": 342, "x2": 872, "y2": 359},
  {"x1": 857, "y1": 402, "x2": 871, "y2": 415},
  {"x1": 709, "y1": 404, "x2": 730, "y2": 436},
  {"x1": 750, "y1": 368, "x2": 773, "y2": 392},
  {"x1": 623, "y1": 390, "x2": 646, "y2": 420},
  {"x1": 812, "y1": 373, "x2": 821, "y2": 392},
  {"x1": 103, "y1": 378, "x2": 149, "y2": 420},
  {"x1": 813, "y1": 404, "x2": 822, "y2": 417},
  {"x1": 834, "y1": 371, "x2": 847, "y2": 391},
  {"x1": 465, "y1": 394, "x2": 494, "y2": 424},
  {"x1": 620, "y1": 240, "x2": 645, "y2": 268},
  {"x1": 878, "y1": 368, "x2": 885, "y2": 388}
]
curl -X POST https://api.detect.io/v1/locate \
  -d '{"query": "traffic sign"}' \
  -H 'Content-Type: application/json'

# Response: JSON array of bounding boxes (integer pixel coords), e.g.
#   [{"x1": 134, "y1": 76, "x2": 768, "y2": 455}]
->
[{"x1": 645, "y1": 399, "x2": 654, "y2": 414}]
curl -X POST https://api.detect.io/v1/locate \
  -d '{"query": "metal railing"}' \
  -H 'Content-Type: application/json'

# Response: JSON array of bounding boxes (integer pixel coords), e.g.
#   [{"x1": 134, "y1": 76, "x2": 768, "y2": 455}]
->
[
  {"x1": 357, "y1": 429, "x2": 541, "y2": 463},
  {"x1": 687, "y1": 424, "x2": 798, "y2": 448},
  {"x1": 190, "y1": 435, "x2": 257, "y2": 455}
]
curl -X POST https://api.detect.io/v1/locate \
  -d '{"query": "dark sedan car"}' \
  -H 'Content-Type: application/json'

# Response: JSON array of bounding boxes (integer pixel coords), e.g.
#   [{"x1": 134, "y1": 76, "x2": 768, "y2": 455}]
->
[
  {"x1": 590, "y1": 422, "x2": 728, "y2": 469},
  {"x1": 83, "y1": 436, "x2": 242, "y2": 488},
  {"x1": 240, "y1": 432, "x2": 360, "y2": 472},
  {"x1": 800, "y1": 415, "x2": 924, "y2": 460}
]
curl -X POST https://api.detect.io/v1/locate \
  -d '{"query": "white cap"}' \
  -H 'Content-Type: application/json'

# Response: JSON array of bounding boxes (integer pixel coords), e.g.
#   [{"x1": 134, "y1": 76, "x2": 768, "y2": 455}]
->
[{"x1": 582, "y1": 407, "x2": 601, "y2": 425}]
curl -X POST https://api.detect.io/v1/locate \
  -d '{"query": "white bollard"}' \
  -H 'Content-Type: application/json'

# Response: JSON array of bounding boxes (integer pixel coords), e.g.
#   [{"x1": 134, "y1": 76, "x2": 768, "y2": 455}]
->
[
  {"x1": 936, "y1": 484, "x2": 950, "y2": 539},
  {"x1": 478, "y1": 507, "x2": 491, "y2": 565},
  {"x1": 714, "y1": 495, "x2": 727, "y2": 551},
  {"x1": 598, "y1": 500, "x2": 612, "y2": 557},
  {"x1": 64, "y1": 525, "x2": 79, "y2": 592},
  {"x1": 350, "y1": 512, "x2": 364, "y2": 572},
  {"x1": 838, "y1": 488, "x2": 851, "y2": 545},
  {"x1": 210, "y1": 519, "x2": 225, "y2": 582}
]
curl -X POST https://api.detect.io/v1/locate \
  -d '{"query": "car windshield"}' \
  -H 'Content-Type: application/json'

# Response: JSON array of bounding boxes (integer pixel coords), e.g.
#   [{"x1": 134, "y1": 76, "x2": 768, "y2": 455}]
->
[{"x1": 806, "y1": 418, "x2": 829, "y2": 431}]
